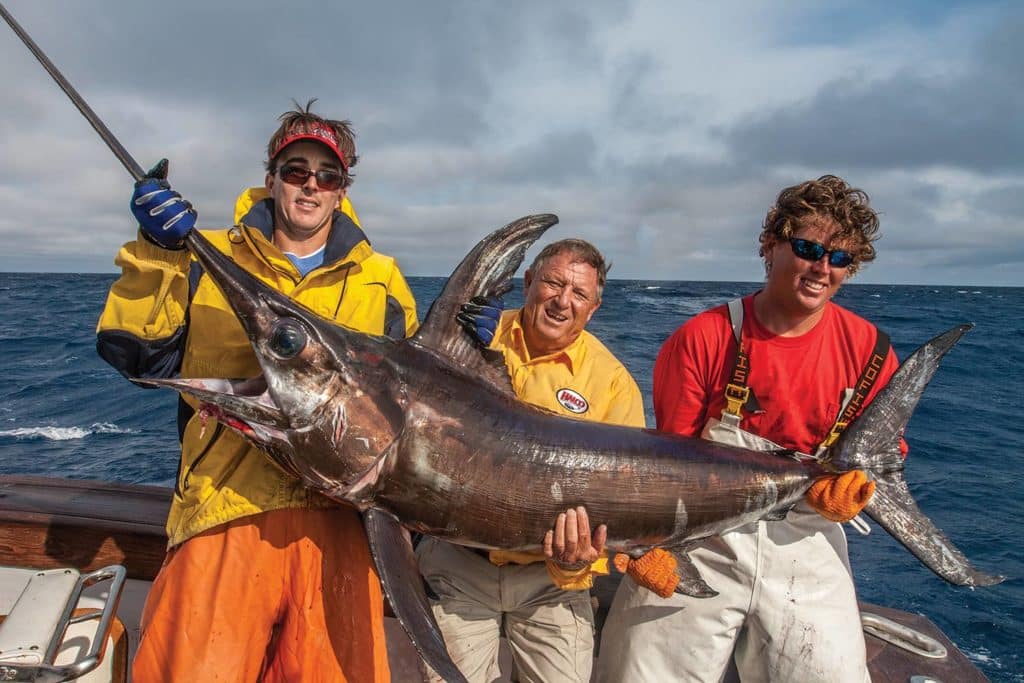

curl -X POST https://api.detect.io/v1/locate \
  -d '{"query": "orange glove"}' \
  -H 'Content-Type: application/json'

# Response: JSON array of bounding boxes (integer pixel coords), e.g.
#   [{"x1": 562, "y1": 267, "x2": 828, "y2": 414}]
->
[
  {"x1": 806, "y1": 470, "x2": 876, "y2": 522},
  {"x1": 613, "y1": 548, "x2": 679, "y2": 598}
]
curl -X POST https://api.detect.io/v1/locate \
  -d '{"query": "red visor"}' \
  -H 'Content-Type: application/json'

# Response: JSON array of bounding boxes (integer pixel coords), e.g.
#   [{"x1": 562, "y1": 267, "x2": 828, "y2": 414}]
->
[{"x1": 271, "y1": 124, "x2": 349, "y2": 172}]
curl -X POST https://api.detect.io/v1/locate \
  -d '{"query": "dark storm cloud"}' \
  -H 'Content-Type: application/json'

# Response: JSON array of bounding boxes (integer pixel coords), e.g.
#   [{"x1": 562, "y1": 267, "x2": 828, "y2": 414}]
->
[
  {"x1": 722, "y1": 13, "x2": 1024, "y2": 173},
  {"x1": 2, "y1": 0, "x2": 625, "y2": 144}
]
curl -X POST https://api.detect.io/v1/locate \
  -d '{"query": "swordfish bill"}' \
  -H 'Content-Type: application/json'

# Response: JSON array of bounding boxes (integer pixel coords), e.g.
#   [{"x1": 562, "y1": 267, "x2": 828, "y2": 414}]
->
[{"x1": 143, "y1": 218, "x2": 1004, "y2": 681}]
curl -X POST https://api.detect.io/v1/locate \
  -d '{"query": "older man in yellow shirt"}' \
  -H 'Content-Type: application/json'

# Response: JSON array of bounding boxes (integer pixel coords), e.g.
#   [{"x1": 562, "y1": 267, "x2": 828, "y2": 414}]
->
[{"x1": 416, "y1": 238, "x2": 645, "y2": 683}]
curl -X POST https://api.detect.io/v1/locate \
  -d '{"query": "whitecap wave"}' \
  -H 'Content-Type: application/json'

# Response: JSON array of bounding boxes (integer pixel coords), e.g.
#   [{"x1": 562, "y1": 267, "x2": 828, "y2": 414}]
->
[{"x1": 0, "y1": 423, "x2": 135, "y2": 441}]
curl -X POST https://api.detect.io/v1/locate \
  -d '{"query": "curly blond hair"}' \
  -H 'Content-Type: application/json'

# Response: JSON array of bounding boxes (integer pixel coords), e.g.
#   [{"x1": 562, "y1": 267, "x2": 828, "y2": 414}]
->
[{"x1": 759, "y1": 175, "x2": 880, "y2": 275}]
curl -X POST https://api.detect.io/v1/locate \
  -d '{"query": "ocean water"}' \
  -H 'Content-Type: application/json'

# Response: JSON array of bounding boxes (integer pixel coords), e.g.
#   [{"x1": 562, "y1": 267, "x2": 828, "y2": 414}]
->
[{"x1": 1, "y1": 273, "x2": 1021, "y2": 681}]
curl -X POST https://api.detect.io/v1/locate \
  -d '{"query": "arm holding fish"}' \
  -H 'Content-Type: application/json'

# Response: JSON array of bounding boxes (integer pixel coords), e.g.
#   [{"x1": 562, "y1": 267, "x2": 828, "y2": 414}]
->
[
  {"x1": 805, "y1": 471, "x2": 876, "y2": 521},
  {"x1": 543, "y1": 368, "x2": 647, "y2": 590},
  {"x1": 805, "y1": 345, "x2": 906, "y2": 521},
  {"x1": 544, "y1": 506, "x2": 607, "y2": 571},
  {"x1": 543, "y1": 364, "x2": 685, "y2": 598},
  {"x1": 457, "y1": 295, "x2": 505, "y2": 347},
  {"x1": 97, "y1": 160, "x2": 195, "y2": 380}
]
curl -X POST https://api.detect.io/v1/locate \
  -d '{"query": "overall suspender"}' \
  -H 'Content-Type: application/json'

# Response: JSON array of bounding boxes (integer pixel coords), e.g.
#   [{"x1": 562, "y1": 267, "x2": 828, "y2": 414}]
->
[
  {"x1": 723, "y1": 299, "x2": 761, "y2": 417},
  {"x1": 820, "y1": 328, "x2": 891, "y2": 448}
]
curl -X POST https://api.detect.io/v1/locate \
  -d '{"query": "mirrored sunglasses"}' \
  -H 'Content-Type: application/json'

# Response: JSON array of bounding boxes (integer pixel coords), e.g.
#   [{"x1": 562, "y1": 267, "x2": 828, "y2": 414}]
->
[{"x1": 788, "y1": 237, "x2": 855, "y2": 268}]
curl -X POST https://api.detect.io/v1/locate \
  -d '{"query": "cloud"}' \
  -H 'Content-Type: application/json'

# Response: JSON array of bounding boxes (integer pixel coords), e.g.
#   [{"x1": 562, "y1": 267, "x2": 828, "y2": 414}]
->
[
  {"x1": 722, "y1": 9, "x2": 1024, "y2": 173},
  {"x1": 0, "y1": 0, "x2": 1020, "y2": 286}
]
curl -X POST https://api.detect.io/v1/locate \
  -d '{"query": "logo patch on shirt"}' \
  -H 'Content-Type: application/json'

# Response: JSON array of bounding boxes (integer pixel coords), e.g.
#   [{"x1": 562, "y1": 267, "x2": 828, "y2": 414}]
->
[{"x1": 556, "y1": 388, "x2": 589, "y2": 414}]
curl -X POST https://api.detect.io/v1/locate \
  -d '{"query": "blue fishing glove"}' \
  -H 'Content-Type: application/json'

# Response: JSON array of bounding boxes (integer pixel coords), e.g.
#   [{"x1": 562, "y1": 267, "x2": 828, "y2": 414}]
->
[
  {"x1": 457, "y1": 295, "x2": 504, "y2": 347},
  {"x1": 130, "y1": 159, "x2": 196, "y2": 250}
]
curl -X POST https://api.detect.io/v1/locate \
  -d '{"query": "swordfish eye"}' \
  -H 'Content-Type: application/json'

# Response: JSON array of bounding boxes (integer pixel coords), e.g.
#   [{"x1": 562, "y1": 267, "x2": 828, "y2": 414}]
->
[{"x1": 269, "y1": 320, "x2": 308, "y2": 359}]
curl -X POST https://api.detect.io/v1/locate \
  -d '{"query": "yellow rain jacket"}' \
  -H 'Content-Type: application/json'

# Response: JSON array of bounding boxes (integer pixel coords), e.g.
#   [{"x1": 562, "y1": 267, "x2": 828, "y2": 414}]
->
[{"x1": 97, "y1": 188, "x2": 418, "y2": 546}]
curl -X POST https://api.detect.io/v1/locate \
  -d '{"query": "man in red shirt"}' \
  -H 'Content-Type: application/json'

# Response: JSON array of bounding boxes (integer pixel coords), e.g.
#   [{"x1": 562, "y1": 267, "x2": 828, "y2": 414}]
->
[{"x1": 597, "y1": 175, "x2": 896, "y2": 682}]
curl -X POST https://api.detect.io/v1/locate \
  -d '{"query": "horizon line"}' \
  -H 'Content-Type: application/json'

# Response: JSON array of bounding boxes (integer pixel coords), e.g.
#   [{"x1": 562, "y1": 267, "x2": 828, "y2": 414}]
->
[{"x1": 1, "y1": 271, "x2": 1021, "y2": 289}]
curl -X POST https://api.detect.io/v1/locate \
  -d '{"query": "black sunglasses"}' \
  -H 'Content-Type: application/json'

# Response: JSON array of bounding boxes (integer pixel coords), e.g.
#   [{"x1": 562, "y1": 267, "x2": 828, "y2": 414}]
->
[
  {"x1": 278, "y1": 164, "x2": 345, "y2": 191},
  {"x1": 788, "y1": 237, "x2": 855, "y2": 268}
]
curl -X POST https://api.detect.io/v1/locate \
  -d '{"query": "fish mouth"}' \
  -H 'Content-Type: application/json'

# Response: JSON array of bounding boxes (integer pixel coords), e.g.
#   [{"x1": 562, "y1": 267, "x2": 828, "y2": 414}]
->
[{"x1": 135, "y1": 374, "x2": 291, "y2": 443}]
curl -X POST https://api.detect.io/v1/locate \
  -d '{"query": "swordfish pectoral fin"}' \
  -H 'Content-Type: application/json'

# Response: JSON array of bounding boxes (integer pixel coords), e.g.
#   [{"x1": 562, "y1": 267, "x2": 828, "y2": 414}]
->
[
  {"x1": 363, "y1": 509, "x2": 469, "y2": 683},
  {"x1": 863, "y1": 471, "x2": 1005, "y2": 587},
  {"x1": 672, "y1": 548, "x2": 719, "y2": 598}
]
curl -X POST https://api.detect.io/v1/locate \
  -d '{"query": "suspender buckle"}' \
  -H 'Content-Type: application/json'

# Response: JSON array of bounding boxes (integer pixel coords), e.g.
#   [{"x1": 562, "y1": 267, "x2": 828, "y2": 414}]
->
[
  {"x1": 724, "y1": 383, "x2": 750, "y2": 416},
  {"x1": 821, "y1": 421, "x2": 848, "y2": 448}
]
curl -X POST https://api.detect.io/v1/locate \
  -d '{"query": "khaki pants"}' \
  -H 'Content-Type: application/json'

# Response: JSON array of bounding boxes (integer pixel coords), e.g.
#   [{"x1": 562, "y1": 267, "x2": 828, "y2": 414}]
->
[
  {"x1": 595, "y1": 503, "x2": 869, "y2": 683},
  {"x1": 417, "y1": 538, "x2": 595, "y2": 683}
]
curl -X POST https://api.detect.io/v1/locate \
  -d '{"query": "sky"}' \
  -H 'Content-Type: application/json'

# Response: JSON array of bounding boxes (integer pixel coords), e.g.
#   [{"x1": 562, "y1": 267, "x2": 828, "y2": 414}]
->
[{"x1": 0, "y1": 0, "x2": 1021, "y2": 286}]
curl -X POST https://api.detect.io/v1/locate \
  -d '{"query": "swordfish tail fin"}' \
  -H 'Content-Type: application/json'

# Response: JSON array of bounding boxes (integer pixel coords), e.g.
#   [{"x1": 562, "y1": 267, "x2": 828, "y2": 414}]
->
[
  {"x1": 826, "y1": 324, "x2": 1004, "y2": 587},
  {"x1": 864, "y1": 470, "x2": 1003, "y2": 586}
]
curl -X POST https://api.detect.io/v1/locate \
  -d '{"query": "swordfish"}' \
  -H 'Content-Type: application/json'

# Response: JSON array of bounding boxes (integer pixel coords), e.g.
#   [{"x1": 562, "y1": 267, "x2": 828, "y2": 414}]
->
[{"x1": 140, "y1": 214, "x2": 1003, "y2": 682}]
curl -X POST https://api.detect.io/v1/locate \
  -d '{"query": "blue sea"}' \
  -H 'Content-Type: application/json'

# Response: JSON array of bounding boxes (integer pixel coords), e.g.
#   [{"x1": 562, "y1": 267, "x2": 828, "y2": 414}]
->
[{"x1": 1, "y1": 273, "x2": 1021, "y2": 681}]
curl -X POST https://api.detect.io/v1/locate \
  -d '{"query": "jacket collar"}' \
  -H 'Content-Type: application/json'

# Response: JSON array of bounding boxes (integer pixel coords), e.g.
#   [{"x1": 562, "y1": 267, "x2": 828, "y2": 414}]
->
[{"x1": 239, "y1": 196, "x2": 373, "y2": 268}]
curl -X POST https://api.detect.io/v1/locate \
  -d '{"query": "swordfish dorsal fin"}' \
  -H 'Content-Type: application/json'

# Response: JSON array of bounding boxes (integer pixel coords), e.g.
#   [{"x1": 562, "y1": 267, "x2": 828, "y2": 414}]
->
[{"x1": 411, "y1": 214, "x2": 559, "y2": 394}]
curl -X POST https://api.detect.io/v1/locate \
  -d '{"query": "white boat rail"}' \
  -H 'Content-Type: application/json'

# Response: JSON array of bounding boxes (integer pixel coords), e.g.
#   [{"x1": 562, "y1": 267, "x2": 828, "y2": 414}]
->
[{"x1": 0, "y1": 565, "x2": 126, "y2": 683}]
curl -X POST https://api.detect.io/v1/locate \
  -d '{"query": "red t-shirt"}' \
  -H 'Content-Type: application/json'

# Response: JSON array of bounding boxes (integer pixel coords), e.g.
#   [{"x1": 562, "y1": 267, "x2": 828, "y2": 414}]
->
[{"x1": 653, "y1": 295, "x2": 901, "y2": 455}]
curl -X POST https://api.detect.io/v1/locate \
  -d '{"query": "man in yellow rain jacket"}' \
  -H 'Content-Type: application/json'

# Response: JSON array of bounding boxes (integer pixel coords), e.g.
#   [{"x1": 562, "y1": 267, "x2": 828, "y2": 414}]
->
[
  {"x1": 416, "y1": 238, "x2": 646, "y2": 683},
  {"x1": 97, "y1": 101, "x2": 417, "y2": 682}
]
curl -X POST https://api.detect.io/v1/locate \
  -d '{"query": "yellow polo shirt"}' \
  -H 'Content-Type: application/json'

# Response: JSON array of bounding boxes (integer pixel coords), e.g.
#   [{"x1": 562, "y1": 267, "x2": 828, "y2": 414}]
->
[{"x1": 487, "y1": 309, "x2": 646, "y2": 588}]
